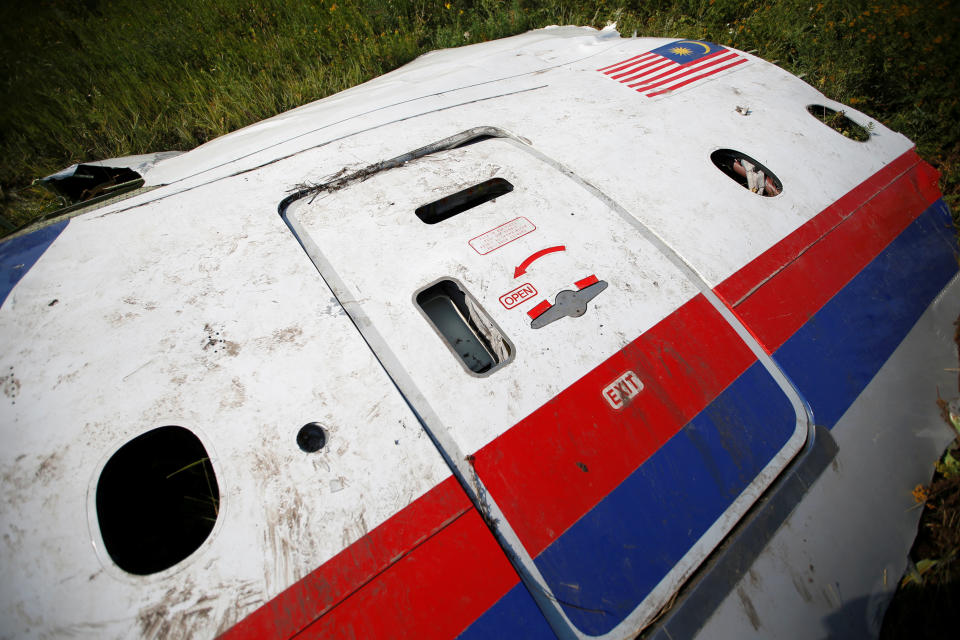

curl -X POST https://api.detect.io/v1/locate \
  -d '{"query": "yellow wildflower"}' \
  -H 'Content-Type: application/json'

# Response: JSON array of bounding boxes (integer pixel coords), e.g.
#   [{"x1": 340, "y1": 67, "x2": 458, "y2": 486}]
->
[{"x1": 912, "y1": 484, "x2": 929, "y2": 503}]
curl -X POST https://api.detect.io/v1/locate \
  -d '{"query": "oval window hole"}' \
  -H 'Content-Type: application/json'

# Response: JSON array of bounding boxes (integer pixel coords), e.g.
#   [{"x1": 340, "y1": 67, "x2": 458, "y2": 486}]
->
[
  {"x1": 710, "y1": 149, "x2": 782, "y2": 197},
  {"x1": 808, "y1": 105, "x2": 870, "y2": 141},
  {"x1": 96, "y1": 426, "x2": 219, "y2": 575}
]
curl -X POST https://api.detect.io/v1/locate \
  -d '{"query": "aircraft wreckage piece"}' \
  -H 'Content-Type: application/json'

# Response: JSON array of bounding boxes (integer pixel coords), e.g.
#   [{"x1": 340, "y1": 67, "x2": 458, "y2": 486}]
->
[{"x1": 1, "y1": 26, "x2": 958, "y2": 640}]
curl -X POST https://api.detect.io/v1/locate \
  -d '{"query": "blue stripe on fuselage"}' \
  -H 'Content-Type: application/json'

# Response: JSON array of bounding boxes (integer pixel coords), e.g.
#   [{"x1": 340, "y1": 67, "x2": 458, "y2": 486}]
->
[
  {"x1": 459, "y1": 199, "x2": 956, "y2": 638},
  {"x1": 456, "y1": 581, "x2": 557, "y2": 640},
  {"x1": 531, "y1": 361, "x2": 797, "y2": 635},
  {"x1": 774, "y1": 199, "x2": 958, "y2": 429},
  {"x1": 0, "y1": 220, "x2": 69, "y2": 307}
]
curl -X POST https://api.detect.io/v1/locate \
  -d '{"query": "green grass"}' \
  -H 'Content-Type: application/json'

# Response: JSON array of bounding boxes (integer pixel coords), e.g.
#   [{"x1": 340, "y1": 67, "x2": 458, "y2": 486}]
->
[{"x1": 1, "y1": 0, "x2": 959, "y2": 230}]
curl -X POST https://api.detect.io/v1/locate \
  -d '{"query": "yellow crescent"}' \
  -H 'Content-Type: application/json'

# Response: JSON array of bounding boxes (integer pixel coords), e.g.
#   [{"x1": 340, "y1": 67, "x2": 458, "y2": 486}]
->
[{"x1": 676, "y1": 40, "x2": 712, "y2": 54}]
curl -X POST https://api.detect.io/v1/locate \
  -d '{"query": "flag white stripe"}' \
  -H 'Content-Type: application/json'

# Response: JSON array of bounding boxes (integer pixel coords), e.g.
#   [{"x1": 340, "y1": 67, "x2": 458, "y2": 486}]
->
[
  {"x1": 631, "y1": 53, "x2": 740, "y2": 92},
  {"x1": 604, "y1": 52, "x2": 659, "y2": 78},
  {"x1": 599, "y1": 46, "x2": 748, "y2": 99},
  {"x1": 618, "y1": 60, "x2": 680, "y2": 84}
]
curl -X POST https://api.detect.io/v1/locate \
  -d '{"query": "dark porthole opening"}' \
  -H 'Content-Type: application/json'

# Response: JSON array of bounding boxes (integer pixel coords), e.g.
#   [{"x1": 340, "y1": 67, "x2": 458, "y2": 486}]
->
[
  {"x1": 417, "y1": 279, "x2": 513, "y2": 374},
  {"x1": 96, "y1": 426, "x2": 219, "y2": 575},
  {"x1": 808, "y1": 105, "x2": 870, "y2": 142},
  {"x1": 415, "y1": 178, "x2": 514, "y2": 224},
  {"x1": 710, "y1": 149, "x2": 783, "y2": 197},
  {"x1": 297, "y1": 422, "x2": 327, "y2": 453}
]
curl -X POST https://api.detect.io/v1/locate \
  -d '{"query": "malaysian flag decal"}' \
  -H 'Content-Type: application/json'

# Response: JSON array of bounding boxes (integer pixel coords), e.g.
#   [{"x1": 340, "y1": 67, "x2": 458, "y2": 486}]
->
[{"x1": 598, "y1": 40, "x2": 747, "y2": 98}]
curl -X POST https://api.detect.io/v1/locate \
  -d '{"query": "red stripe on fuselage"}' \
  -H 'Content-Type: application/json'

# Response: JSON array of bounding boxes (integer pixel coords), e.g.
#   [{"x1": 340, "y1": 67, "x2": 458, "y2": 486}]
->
[
  {"x1": 224, "y1": 151, "x2": 941, "y2": 638},
  {"x1": 221, "y1": 476, "x2": 519, "y2": 639},
  {"x1": 715, "y1": 149, "x2": 942, "y2": 352},
  {"x1": 472, "y1": 294, "x2": 756, "y2": 556},
  {"x1": 295, "y1": 510, "x2": 521, "y2": 639}
]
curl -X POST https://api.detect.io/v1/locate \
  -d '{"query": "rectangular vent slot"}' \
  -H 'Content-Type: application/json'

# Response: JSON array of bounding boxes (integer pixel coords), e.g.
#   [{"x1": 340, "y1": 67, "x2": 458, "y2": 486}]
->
[
  {"x1": 415, "y1": 178, "x2": 513, "y2": 224},
  {"x1": 416, "y1": 280, "x2": 512, "y2": 374}
]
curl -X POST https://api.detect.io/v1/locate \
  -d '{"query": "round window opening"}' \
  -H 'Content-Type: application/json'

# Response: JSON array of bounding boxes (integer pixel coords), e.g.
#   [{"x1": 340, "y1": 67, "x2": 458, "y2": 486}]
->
[
  {"x1": 710, "y1": 149, "x2": 782, "y2": 197},
  {"x1": 96, "y1": 426, "x2": 219, "y2": 575}
]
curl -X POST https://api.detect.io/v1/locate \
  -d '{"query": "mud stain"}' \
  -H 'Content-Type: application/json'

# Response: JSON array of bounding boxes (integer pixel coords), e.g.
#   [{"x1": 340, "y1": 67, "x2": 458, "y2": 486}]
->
[
  {"x1": 273, "y1": 325, "x2": 303, "y2": 343},
  {"x1": 736, "y1": 586, "x2": 762, "y2": 631},
  {"x1": 35, "y1": 451, "x2": 61, "y2": 484},
  {"x1": 791, "y1": 570, "x2": 814, "y2": 603},
  {"x1": 136, "y1": 582, "x2": 221, "y2": 640},
  {"x1": 219, "y1": 378, "x2": 246, "y2": 410}
]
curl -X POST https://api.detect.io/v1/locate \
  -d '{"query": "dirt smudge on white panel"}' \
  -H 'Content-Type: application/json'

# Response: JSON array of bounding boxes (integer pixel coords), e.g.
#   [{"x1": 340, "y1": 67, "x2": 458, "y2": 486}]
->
[
  {"x1": 736, "y1": 586, "x2": 762, "y2": 631},
  {"x1": 273, "y1": 325, "x2": 303, "y2": 344},
  {"x1": 219, "y1": 378, "x2": 246, "y2": 410}
]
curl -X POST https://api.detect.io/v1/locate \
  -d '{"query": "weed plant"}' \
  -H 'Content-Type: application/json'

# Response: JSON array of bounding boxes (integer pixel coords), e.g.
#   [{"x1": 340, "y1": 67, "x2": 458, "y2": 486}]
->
[{"x1": 1, "y1": 0, "x2": 958, "y2": 229}]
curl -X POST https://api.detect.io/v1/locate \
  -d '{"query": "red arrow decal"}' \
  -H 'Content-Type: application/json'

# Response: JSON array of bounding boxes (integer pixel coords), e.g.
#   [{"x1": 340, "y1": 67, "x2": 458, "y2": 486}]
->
[{"x1": 514, "y1": 246, "x2": 566, "y2": 278}]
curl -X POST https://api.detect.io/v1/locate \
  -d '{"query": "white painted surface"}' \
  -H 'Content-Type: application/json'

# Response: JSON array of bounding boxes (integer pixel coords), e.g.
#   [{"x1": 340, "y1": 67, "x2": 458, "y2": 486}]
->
[
  {"x1": 1, "y1": 161, "x2": 451, "y2": 638},
  {"x1": 286, "y1": 132, "x2": 809, "y2": 639},
  {"x1": 289, "y1": 137, "x2": 704, "y2": 455},
  {"x1": 0, "y1": 24, "x2": 940, "y2": 640}
]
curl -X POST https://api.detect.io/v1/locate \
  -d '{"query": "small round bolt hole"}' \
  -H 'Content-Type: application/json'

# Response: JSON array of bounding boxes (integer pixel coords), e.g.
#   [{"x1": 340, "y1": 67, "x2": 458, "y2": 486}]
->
[{"x1": 297, "y1": 423, "x2": 327, "y2": 453}]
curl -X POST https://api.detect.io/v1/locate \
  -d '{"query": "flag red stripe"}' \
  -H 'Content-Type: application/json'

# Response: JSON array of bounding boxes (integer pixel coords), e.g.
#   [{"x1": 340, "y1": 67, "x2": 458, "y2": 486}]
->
[
  {"x1": 597, "y1": 52, "x2": 646, "y2": 73},
  {"x1": 617, "y1": 60, "x2": 678, "y2": 83},
  {"x1": 601, "y1": 52, "x2": 657, "y2": 75},
  {"x1": 610, "y1": 56, "x2": 672, "y2": 80},
  {"x1": 626, "y1": 50, "x2": 728, "y2": 88},
  {"x1": 646, "y1": 57, "x2": 747, "y2": 97},
  {"x1": 632, "y1": 52, "x2": 738, "y2": 91}
]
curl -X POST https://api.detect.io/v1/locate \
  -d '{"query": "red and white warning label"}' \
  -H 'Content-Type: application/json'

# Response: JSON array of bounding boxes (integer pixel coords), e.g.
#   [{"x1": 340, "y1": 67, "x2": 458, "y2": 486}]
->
[
  {"x1": 499, "y1": 283, "x2": 538, "y2": 309},
  {"x1": 469, "y1": 217, "x2": 536, "y2": 255},
  {"x1": 603, "y1": 371, "x2": 643, "y2": 409}
]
